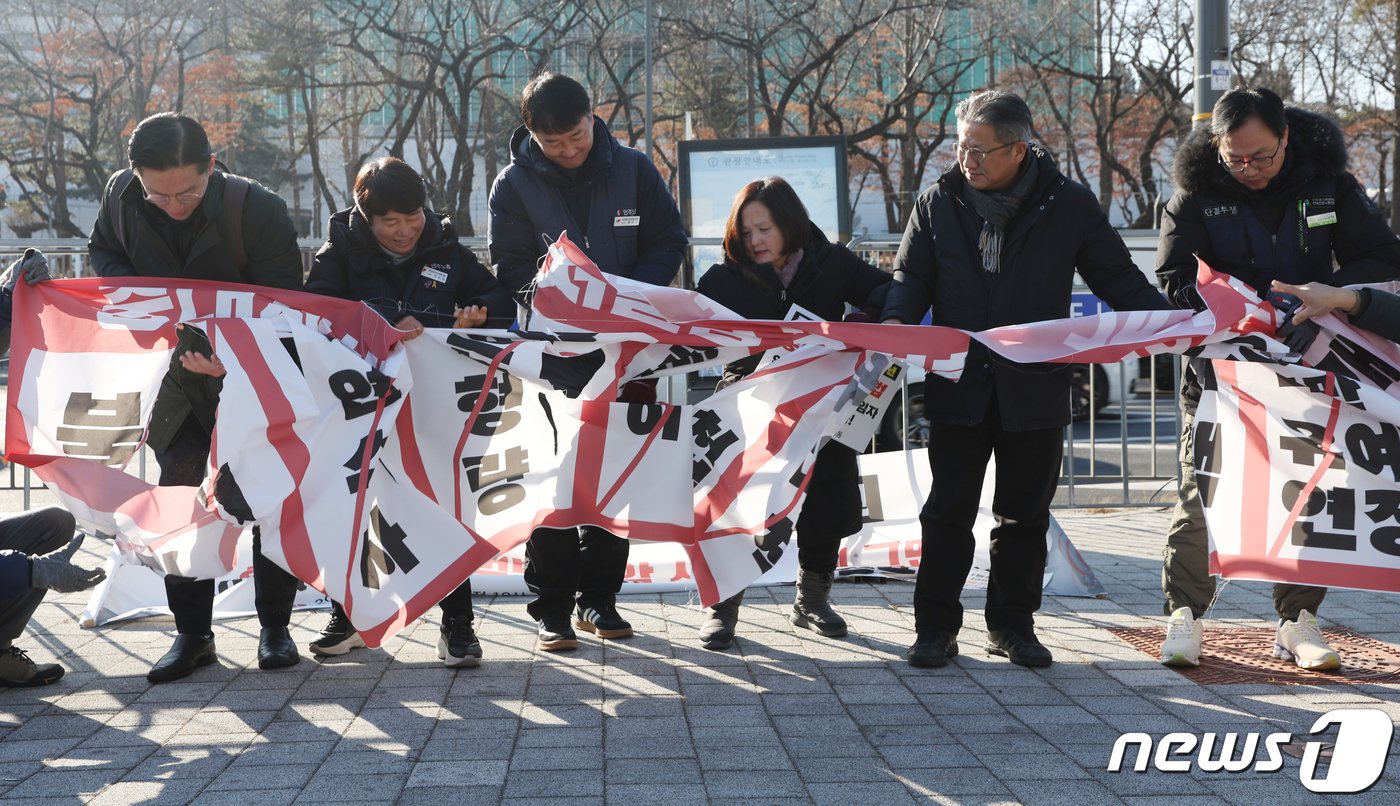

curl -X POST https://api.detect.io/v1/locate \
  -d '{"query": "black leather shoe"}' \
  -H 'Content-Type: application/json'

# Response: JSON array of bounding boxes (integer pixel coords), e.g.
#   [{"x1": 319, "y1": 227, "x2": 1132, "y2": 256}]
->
[
  {"x1": 148, "y1": 634, "x2": 217, "y2": 683},
  {"x1": 907, "y1": 631, "x2": 960, "y2": 668},
  {"x1": 985, "y1": 629, "x2": 1053, "y2": 668},
  {"x1": 258, "y1": 626, "x2": 301, "y2": 670}
]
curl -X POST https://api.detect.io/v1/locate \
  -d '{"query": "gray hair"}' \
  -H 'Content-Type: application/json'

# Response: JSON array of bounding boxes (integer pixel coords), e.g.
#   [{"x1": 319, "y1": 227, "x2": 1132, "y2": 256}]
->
[{"x1": 955, "y1": 90, "x2": 1034, "y2": 145}]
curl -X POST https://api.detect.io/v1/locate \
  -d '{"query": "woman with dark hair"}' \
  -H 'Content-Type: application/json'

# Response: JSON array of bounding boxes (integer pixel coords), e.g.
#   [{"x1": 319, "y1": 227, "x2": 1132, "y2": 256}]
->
[
  {"x1": 693, "y1": 176, "x2": 890, "y2": 650},
  {"x1": 304, "y1": 156, "x2": 514, "y2": 667}
]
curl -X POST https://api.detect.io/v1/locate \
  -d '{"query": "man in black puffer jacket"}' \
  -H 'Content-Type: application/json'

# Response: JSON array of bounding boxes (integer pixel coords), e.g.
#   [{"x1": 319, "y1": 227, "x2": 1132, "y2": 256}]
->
[
  {"x1": 882, "y1": 90, "x2": 1170, "y2": 671},
  {"x1": 1156, "y1": 87, "x2": 1400, "y2": 672},
  {"x1": 488, "y1": 73, "x2": 687, "y2": 653}
]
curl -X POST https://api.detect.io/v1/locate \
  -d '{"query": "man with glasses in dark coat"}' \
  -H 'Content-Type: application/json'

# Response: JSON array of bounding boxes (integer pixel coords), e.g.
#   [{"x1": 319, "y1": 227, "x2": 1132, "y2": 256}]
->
[
  {"x1": 883, "y1": 90, "x2": 1170, "y2": 670},
  {"x1": 1156, "y1": 86, "x2": 1400, "y2": 671}
]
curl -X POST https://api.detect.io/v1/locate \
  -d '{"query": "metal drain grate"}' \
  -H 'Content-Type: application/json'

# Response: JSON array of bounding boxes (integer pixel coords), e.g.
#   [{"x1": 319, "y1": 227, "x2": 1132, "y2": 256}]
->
[{"x1": 1110, "y1": 627, "x2": 1400, "y2": 685}]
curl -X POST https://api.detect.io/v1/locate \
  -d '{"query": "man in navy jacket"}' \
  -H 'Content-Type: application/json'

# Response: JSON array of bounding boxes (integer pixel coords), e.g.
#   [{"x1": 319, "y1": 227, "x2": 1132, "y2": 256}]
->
[{"x1": 488, "y1": 73, "x2": 687, "y2": 652}]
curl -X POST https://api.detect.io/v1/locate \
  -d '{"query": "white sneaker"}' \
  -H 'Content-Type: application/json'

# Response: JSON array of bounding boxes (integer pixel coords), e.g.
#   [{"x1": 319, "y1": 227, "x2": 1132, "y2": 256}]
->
[
  {"x1": 1274, "y1": 609, "x2": 1341, "y2": 670},
  {"x1": 1160, "y1": 607, "x2": 1203, "y2": 667}
]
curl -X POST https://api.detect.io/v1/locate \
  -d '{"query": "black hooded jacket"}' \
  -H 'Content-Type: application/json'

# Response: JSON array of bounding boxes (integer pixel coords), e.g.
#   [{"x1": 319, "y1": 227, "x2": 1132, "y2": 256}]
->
[
  {"x1": 307, "y1": 207, "x2": 513, "y2": 329},
  {"x1": 1157, "y1": 106, "x2": 1400, "y2": 308},
  {"x1": 488, "y1": 115, "x2": 687, "y2": 303}
]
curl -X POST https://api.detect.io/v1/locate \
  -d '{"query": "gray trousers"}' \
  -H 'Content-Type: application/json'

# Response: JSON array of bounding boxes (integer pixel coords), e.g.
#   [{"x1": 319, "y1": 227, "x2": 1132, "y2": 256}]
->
[
  {"x1": 1163, "y1": 397, "x2": 1325, "y2": 622},
  {"x1": 0, "y1": 507, "x2": 78, "y2": 645}
]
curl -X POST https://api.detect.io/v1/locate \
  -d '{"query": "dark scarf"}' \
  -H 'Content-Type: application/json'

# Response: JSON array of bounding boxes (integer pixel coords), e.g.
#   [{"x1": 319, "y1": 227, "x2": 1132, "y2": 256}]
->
[{"x1": 961, "y1": 155, "x2": 1039, "y2": 273}]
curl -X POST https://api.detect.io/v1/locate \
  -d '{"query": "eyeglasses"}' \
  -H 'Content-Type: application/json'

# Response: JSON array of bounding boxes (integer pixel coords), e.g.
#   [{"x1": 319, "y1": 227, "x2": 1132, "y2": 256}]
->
[
  {"x1": 143, "y1": 189, "x2": 205, "y2": 207},
  {"x1": 956, "y1": 141, "x2": 1018, "y2": 162},
  {"x1": 1218, "y1": 139, "x2": 1283, "y2": 173}
]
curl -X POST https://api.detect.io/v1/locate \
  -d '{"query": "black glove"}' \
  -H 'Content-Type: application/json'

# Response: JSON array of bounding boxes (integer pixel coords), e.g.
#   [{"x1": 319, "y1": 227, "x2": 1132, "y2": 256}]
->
[
  {"x1": 1266, "y1": 290, "x2": 1321, "y2": 354},
  {"x1": 1, "y1": 249, "x2": 51, "y2": 291}
]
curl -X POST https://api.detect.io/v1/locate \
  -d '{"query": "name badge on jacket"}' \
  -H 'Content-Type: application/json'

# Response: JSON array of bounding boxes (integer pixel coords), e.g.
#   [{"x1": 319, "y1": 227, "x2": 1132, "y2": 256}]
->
[
  {"x1": 614, "y1": 208, "x2": 640, "y2": 227},
  {"x1": 421, "y1": 266, "x2": 449, "y2": 283}
]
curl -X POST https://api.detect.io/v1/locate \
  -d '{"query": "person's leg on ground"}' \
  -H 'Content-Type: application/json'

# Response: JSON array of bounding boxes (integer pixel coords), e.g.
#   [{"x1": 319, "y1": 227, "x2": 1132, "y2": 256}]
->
[
  {"x1": 1161, "y1": 377, "x2": 1212, "y2": 667},
  {"x1": 575, "y1": 525, "x2": 633, "y2": 639},
  {"x1": 982, "y1": 414, "x2": 1061, "y2": 669},
  {"x1": 524, "y1": 527, "x2": 581, "y2": 651},
  {"x1": 438, "y1": 579, "x2": 482, "y2": 668},
  {"x1": 1273, "y1": 583, "x2": 1338, "y2": 670},
  {"x1": 251, "y1": 527, "x2": 300, "y2": 670},
  {"x1": 790, "y1": 443, "x2": 862, "y2": 638},
  {"x1": 0, "y1": 508, "x2": 79, "y2": 686},
  {"x1": 908, "y1": 418, "x2": 994, "y2": 668},
  {"x1": 147, "y1": 417, "x2": 218, "y2": 683}
]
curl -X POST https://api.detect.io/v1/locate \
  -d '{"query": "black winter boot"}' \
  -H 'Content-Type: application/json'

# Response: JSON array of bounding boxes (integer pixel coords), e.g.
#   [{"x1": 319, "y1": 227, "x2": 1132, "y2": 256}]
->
[
  {"x1": 699, "y1": 592, "x2": 744, "y2": 650},
  {"x1": 790, "y1": 568, "x2": 847, "y2": 637}
]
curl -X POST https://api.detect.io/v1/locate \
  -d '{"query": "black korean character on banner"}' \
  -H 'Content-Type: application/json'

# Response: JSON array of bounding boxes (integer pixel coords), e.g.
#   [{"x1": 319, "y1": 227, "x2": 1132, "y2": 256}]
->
[
  {"x1": 1281, "y1": 481, "x2": 1356, "y2": 551},
  {"x1": 654, "y1": 345, "x2": 720, "y2": 372},
  {"x1": 626, "y1": 403, "x2": 680, "y2": 441},
  {"x1": 1344, "y1": 421, "x2": 1400, "y2": 482},
  {"x1": 1364, "y1": 489, "x2": 1400, "y2": 524},
  {"x1": 462, "y1": 446, "x2": 530, "y2": 515},
  {"x1": 455, "y1": 372, "x2": 524, "y2": 435},
  {"x1": 752, "y1": 517, "x2": 793, "y2": 573},
  {"x1": 1283, "y1": 371, "x2": 1365, "y2": 409},
  {"x1": 343, "y1": 430, "x2": 387, "y2": 494},
  {"x1": 329, "y1": 368, "x2": 401, "y2": 419},
  {"x1": 56, "y1": 391, "x2": 144, "y2": 464},
  {"x1": 1364, "y1": 490, "x2": 1400, "y2": 558},
  {"x1": 692, "y1": 409, "x2": 740, "y2": 483},
  {"x1": 445, "y1": 332, "x2": 516, "y2": 362},
  {"x1": 1278, "y1": 419, "x2": 1347, "y2": 470},
  {"x1": 537, "y1": 351, "x2": 607, "y2": 397},
  {"x1": 1314, "y1": 335, "x2": 1400, "y2": 391},
  {"x1": 360, "y1": 505, "x2": 419, "y2": 590},
  {"x1": 1192, "y1": 419, "x2": 1223, "y2": 508}
]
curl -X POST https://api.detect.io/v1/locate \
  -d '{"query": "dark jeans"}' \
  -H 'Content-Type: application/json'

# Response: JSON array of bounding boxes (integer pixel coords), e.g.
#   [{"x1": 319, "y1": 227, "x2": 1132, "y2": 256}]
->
[
  {"x1": 156, "y1": 416, "x2": 299, "y2": 637},
  {"x1": 0, "y1": 507, "x2": 78, "y2": 645},
  {"x1": 913, "y1": 403, "x2": 1064, "y2": 636},
  {"x1": 523, "y1": 525, "x2": 629, "y2": 620}
]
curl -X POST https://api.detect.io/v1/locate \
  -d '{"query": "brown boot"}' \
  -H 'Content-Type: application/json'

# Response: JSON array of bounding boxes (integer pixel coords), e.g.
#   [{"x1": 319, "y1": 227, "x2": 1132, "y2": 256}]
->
[
  {"x1": 791, "y1": 568, "x2": 848, "y2": 637},
  {"x1": 698, "y1": 592, "x2": 744, "y2": 650}
]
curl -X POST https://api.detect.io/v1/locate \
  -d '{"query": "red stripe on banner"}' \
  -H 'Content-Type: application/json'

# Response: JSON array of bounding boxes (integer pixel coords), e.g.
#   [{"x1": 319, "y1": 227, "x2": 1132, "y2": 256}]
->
[
  {"x1": 695, "y1": 384, "x2": 837, "y2": 534},
  {"x1": 1268, "y1": 373, "x2": 1341, "y2": 559},
  {"x1": 341, "y1": 385, "x2": 394, "y2": 620},
  {"x1": 394, "y1": 397, "x2": 437, "y2": 504},
  {"x1": 1216, "y1": 360, "x2": 1273, "y2": 559},
  {"x1": 597, "y1": 405, "x2": 678, "y2": 512},
  {"x1": 453, "y1": 341, "x2": 522, "y2": 521},
  {"x1": 1215, "y1": 554, "x2": 1400, "y2": 595},
  {"x1": 571, "y1": 399, "x2": 608, "y2": 506},
  {"x1": 215, "y1": 320, "x2": 319, "y2": 585},
  {"x1": 357, "y1": 537, "x2": 503, "y2": 648}
]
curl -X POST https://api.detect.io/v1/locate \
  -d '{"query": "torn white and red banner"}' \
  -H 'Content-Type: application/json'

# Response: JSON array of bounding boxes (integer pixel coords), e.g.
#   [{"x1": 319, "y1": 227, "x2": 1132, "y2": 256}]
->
[
  {"x1": 1195, "y1": 281, "x2": 1400, "y2": 593},
  {"x1": 4, "y1": 240, "x2": 1291, "y2": 646}
]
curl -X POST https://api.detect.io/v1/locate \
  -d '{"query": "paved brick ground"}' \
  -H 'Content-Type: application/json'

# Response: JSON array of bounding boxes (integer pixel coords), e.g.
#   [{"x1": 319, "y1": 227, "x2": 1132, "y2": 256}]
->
[{"x1": 3, "y1": 501, "x2": 1399, "y2": 805}]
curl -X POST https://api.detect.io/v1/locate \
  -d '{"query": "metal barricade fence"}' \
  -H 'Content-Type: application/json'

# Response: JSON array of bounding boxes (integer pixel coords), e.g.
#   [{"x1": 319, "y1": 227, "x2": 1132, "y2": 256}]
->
[{"x1": 0, "y1": 236, "x2": 1183, "y2": 508}]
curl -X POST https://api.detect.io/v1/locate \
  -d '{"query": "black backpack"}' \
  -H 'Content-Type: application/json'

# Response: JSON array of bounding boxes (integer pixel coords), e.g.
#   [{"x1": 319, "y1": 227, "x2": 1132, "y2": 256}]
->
[{"x1": 108, "y1": 169, "x2": 251, "y2": 271}]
